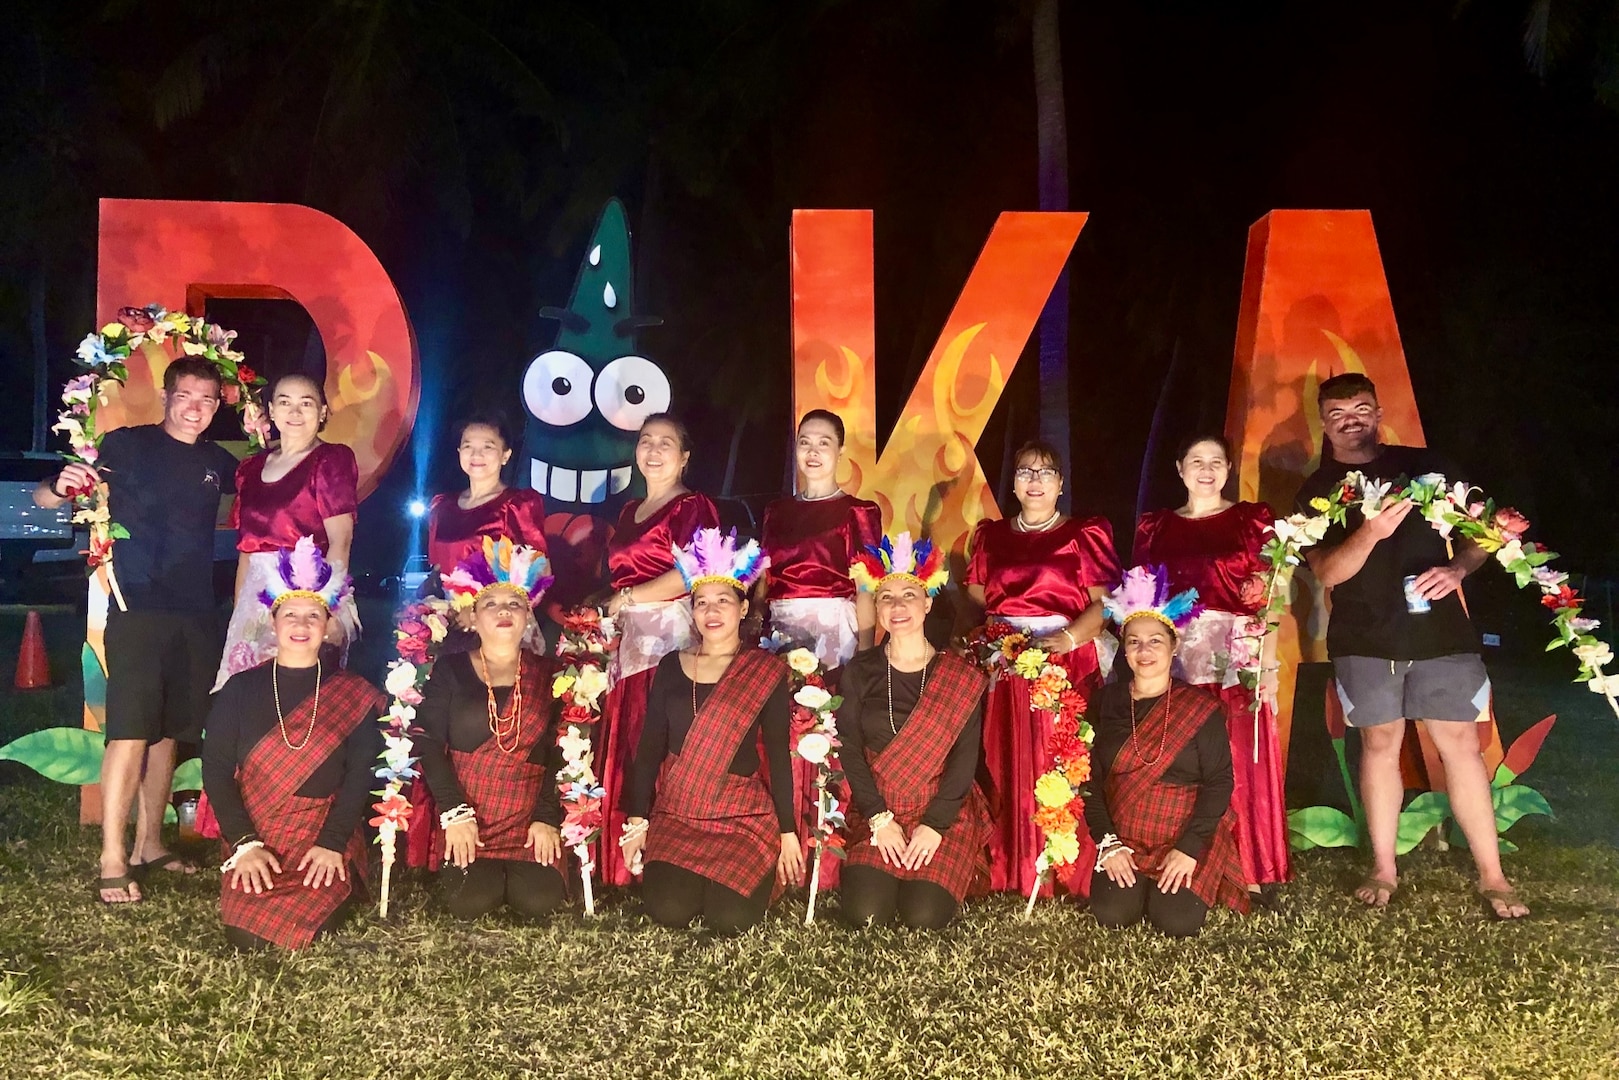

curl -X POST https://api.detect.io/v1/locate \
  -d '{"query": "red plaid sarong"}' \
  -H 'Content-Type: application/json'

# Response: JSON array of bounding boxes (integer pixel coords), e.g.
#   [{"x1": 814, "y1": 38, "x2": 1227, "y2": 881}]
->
[
  {"x1": 845, "y1": 653, "x2": 991, "y2": 901},
  {"x1": 427, "y1": 656, "x2": 560, "y2": 868},
  {"x1": 647, "y1": 649, "x2": 787, "y2": 898},
  {"x1": 1103, "y1": 681, "x2": 1250, "y2": 913},
  {"x1": 219, "y1": 671, "x2": 386, "y2": 949}
]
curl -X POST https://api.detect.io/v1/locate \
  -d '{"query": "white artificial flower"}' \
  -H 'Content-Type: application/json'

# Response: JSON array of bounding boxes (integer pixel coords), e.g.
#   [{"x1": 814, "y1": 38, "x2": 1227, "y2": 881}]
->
[
  {"x1": 796, "y1": 732, "x2": 833, "y2": 765},
  {"x1": 1587, "y1": 673, "x2": 1619, "y2": 697},
  {"x1": 558, "y1": 730, "x2": 594, "y2": 762},
  {"x1": 785, "y1": 648, "x2": 819, "y2": 676},
  {"x1": 794, "y1": 685, "x2": 833, "y2": 711},
  {"x1": 573, "y1": 665, "x2": 609, "y2": 705},
  {"x1": 1422, "y1": 498, "x2": 1455, "y2": 539},
  {"x1": 1414, "y1": 472, "x2": 1447, "y2": 488},
  {"x1": 1301, "y1": 515, "x2": 1332, "y2": 543},
  {"x1": 1573, "y1": 642, "x2": 1614, "y2": 670},
  {"x1": 388, "y1": 703, "x2": 417, "y2": 725},
  {"x1": 384, "y1": 662, "x2": 419, "y2": 697},
  {"x1": 1359, "y1": 478, "x2": 1392, "y2": 518},
  {"x1": 1271, "y1": 517, "x2": 1300, "y2": 545}
]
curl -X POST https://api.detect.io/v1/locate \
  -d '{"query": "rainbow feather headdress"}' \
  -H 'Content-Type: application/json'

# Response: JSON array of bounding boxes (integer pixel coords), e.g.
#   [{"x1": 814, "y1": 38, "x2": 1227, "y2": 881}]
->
[
  {"x1": 443, "y1": 535, "x2": 554, "y2": 610},
  {"x1": 1103, "y1": 565, "x2": 1202, "y2": 634},
  {"x1": 673, "y1": 527, "x2": 768, "y2": 593},
  {"x1": 850, "y1": 530, "x2": 949, "y2": 596},
  {"x1": 257, "y1": 536, "x2": 351, "y2": 613}
]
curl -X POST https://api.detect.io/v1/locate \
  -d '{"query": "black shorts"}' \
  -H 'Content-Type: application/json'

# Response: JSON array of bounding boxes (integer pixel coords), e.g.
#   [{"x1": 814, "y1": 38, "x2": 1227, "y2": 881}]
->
[{"x1": 103, "y1": 608, "x2": 221, "y2": 745}]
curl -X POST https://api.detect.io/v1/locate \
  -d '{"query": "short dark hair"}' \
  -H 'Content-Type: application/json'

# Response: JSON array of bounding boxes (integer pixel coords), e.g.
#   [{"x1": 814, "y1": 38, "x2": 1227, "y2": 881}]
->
[
  {"x1": 797, "y1": 409, "x2": 846, "y2": 446},
  {"x1": 270, "y1": 372, "x2": 327, "y2": 406},
  {"x1": 1012, "y1": 439, "x2": 1065, "y2": 479},
  {"x1": 1318, "y1": 373, "x2": 1378, "y2": 407},
  {"x1": 456, "y1": 413, "x2": 514, "y2": 449},
  {"x1": 163, "y1": 356, "x2": 223, "y2": 395},
  {"x1": 639, "y1": 411, "x2": 692, "y2": 452},
  {"x1": 1175, "y1": 432, "x2": 1233, "y2": 462}
]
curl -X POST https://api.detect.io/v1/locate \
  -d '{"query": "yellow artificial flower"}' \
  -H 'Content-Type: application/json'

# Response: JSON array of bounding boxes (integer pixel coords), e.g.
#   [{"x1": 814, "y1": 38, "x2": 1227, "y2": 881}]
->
[
  {"x1": 552, "y1": 673, "x2": 577, "y2": 699},
  {"x1": 1034, "y1": 771, "x2": 1072, "y2": 809},
  {"x1": 1013, "y1": 648, "x2": 1048, "y2": 680},
  {"x1": 1046, "y1": 830, "x2": 1081, "y2": 866},
  {"x1": 1310, "y1": 496, "x2": 1331, "y2": 512}
]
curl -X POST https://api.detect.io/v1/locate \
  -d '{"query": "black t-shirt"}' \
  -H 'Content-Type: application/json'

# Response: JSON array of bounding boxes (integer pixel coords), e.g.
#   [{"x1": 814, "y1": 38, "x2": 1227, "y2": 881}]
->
[
  {"x1": 99, "y1": 425, "x2": 238, "y2": 612},
  {"x1": 1295, "y1": 444, "x2": 1478, "y2": 660}
]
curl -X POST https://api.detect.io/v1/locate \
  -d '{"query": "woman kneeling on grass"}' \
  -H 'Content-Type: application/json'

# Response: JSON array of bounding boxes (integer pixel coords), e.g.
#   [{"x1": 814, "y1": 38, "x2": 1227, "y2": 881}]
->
[
  {"x1": 1086, "y1": 566, "x2": 1250, "y2": 938},
  {"x1": 618, "y1": 529, "x2": 803, "y2": 935},
  {"x1": 837, "y1": 532, "x2": 991, "y2": 929},
  {"x1": 417, "y1": 538, "x2": 568, "y2": 920},
  {"x1": 202, "y1": 539, "x2": 385, "y2": 950}
]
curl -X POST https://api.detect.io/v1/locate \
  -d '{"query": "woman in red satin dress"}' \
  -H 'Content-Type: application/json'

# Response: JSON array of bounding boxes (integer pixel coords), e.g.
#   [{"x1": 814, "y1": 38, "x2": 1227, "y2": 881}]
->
[
  {"x1": 427, "y1": 416, "x2": 548, "y2": 578},
  {"x1": 756, "y1": 409, "x2": 881, "y2": 891},
  {"x1": 958, "y1": 440, "x2": 1121, "y2": 897},
  {"x1": 594, "y1": 412, "x2": 720, "y2": 887},
  {"x1": 214, "y1": 373, "x2": 360, "y2": 691},
  {"x1": 757, "y1": 410, "x2": 881, "y2": 669},
  {"x1": 1133, "y1": 433, "x2": 1289, "y2": 890}
]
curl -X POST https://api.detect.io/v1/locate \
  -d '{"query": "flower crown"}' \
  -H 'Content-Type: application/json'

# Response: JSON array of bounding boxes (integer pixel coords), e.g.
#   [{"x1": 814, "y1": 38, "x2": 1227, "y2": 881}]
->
[
  {"x1": 850, "y1": 530, "x2": 949, "y2": 596},
  {"x1": 1103, "y1": 565, "x2": 1202, "y2": 633},
  {"x1": 258, "y1": 536, "x2": 351, "y2": 613},
  {"x1": 443, "y1": 536, "x2": 554, "y2": 610},
  {"x1": 673, "y1": 527, "x2": 768, "y2": 593}
]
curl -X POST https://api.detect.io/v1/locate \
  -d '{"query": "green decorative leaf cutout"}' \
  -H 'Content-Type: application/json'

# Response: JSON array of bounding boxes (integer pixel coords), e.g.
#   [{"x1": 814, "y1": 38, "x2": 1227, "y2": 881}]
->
[
  {"x1": 0, "y1": 728, "x2": 105, "y2": 786},
  {"x1": 82, "y1": 643, "x2": 106, "y2": 711},
  {"x1": 171, "y1": 758, "x2": 202, "y2": 792},
  {"x1": 1494, "y1": 784, "x2": 1553, "y2": 832},
  {"x1": 1396, "y1": 791, "x2": 1452, "y2": 854},
  {"x1": 1288, "y1": 805, "x2": 1360, "y2": 850},
  {"x1": 164, "y1": 803, "x2": 176, "y2": 824}
]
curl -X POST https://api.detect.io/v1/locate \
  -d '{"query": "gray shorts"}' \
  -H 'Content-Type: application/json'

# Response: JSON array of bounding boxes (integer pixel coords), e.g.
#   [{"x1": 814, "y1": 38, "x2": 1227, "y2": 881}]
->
[{"x1": 1332, "y1": 654, "x2": 1490, "y2": 728}]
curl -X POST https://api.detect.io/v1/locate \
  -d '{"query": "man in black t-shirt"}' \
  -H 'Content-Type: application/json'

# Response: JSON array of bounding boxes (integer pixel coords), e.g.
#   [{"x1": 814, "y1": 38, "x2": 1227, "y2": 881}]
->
[
  {"x1": 1296, "y1": 373, "x2": 1526, "y2": 919},
  {"x1": 36, "y1": 356, "x2": 239, "y2": 905}
]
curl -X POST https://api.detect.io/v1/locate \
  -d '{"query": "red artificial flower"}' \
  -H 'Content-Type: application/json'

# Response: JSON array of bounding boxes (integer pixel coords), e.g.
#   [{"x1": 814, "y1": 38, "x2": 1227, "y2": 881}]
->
[
  {"x1": 1493, "y1": 506, "x2": 1531, "y2": 540},
  {"x1": 116, "y1": 307, "x2": 156, "y2": 333},
  {"x1": 1542, "y1": 586, "x2": 1581, "y2": 611},
  {"x1": 84, "y1": 534, "x2": 115, "y2": 568},
  {"x1": 369, "y1": 793, "x2": 412, "y2": 828},
  {"x1": 236, "y1": 365, "x2": 258, "y2": 384}
]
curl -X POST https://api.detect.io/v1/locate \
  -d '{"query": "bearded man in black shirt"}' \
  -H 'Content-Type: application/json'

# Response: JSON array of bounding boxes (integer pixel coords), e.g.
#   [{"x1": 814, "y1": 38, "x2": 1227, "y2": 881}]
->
[
  {"x1": 1296, "y1": 373, "x2": 1527, "y2": 919},
  {"x1": 36, "y1": 356, "x2": 240, "y2": 905}
]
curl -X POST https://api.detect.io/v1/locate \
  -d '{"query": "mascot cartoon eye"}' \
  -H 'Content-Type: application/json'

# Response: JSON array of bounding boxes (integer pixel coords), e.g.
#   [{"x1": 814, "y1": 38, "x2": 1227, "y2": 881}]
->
[
  {"x1": 595, "y1": 355, "x2": 671, "y2": 431},
  {"x1": 523, "y1": 350, "x2": 596, "y2": 427}
]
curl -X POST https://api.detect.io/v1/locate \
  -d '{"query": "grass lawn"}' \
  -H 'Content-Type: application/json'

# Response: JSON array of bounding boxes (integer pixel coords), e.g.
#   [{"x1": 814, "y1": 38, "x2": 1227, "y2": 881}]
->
[{"x1": 1, "y1": 613, "x2": 1617, "y2": 1078}]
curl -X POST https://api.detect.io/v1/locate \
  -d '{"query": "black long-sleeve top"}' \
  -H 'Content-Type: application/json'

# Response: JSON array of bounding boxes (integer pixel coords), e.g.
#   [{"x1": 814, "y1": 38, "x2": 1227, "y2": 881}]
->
[
  {"x1": 625, "y1": 651, "x2": 796, "y2": 832},
  {"x1": 837, "y1": 647, "x2": 983, "y2": 832},
  {"x1": 202, "y1": 664, "x2": 383, "y2": 852},
  {"x1": 1083, "y1": 681, "x2": 1234, "y2": 860},
  {"x1": 413, "y1": 651, "x2": 564, "y2": 827}
]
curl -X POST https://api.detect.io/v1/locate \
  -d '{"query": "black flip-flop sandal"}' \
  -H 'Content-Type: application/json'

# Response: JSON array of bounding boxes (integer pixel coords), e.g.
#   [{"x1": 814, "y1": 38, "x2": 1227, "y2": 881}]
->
[
  {"x1": 96, "y1": 875, "x2": 143, "y2": 904},
  {"x1": 130, "y1": 852, "x2": 200, "y2": 879}
]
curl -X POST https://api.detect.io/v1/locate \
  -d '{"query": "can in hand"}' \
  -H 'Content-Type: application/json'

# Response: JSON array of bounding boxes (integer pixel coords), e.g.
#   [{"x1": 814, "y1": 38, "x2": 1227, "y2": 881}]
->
[{"x1": 1403, "y1": 575, "x2": 1431, "y2": 614}]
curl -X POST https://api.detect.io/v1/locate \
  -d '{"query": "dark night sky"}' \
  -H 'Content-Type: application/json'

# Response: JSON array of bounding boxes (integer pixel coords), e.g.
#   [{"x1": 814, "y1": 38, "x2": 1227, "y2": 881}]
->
[{"x1": 4, "y1": 1, "x2": 1617, "y2": 580}]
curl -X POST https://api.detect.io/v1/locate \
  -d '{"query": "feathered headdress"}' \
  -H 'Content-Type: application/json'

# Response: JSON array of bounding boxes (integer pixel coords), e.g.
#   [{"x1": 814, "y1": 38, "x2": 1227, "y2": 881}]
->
[
  {"x1": 850, "y1": 530, "x2": 949, "y2": 596},
  {"x1": 257, "y1": 536, "x2": 351, "y2": 613},
  {"x1": 1103, "y1": 565, "x2": 1202, "y2": 634},
  {"x1": 443, "y1": 535, "x2": 554, "y2": 610},
  {"x1": 672, "y1": 527, "x2": 768, "y2": 593}
]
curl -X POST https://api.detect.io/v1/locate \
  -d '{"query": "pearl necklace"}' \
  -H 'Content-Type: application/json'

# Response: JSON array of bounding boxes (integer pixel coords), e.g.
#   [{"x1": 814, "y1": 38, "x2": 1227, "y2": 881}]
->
[
  {"x1": 1014, "y1": 510, "x2": 1062, "y2": 533},
  {"x1": 272, "y1": 658, "x2": 322, "y2": 750},
  {"x1": 797, "y1": 486, "x2": 844, "y2": 502},
  {"x1": 885, "y1": 643, "x2": 934, "y2": 736},
  {"x1": 690, "y1": 647, "x2": 739, "y2": 717}
]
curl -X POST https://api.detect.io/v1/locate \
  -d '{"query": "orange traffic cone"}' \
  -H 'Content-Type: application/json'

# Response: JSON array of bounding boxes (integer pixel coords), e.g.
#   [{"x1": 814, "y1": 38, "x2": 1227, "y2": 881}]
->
[{"x1": 14, "y1": 610, "x2": 50, "y2": 690}]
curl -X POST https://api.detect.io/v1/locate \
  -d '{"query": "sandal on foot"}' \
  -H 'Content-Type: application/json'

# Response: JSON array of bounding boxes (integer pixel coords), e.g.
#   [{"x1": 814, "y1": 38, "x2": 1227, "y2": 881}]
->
[
  {"x1": 1353, "y1": 877, "x2": 1397, "y2": 908},
  {"x1": 1480, "y1": 887, "x2": 1530, "y2": 920},
  {"x1": 96, "y1": 875, "x2": 143, "y2": 904},
  {"x1": 131, "y1": 852, "x2": 198, "y2": 877}
]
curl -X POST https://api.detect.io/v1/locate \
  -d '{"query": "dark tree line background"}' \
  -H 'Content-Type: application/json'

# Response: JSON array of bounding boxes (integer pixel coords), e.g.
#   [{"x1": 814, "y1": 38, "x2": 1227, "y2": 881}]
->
[{"x1": 3, "y1": 0, "x2": 1618, "y2": 590}]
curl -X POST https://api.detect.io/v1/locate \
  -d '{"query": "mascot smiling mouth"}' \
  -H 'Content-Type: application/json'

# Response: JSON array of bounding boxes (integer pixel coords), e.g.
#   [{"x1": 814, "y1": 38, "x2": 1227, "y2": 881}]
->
[{"x1": 527, "y1": 458, "x2": 634, "y2": 504}]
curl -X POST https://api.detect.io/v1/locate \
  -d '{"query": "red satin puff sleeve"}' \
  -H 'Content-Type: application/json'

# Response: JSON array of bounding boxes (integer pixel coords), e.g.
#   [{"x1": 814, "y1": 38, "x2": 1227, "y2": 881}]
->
[
  {"x1": 608, "y1": 492, "x2": 720, "y2": 590},
  {"x1": 761, "y1": 494, "x2": 883, "y2": 601},
  {"x1": 231, "y1": 443, "x2": 358, "y2": 553},
  {"x1": 426, "y1": 488, "x2": 550, "y2": 577},
  {"x1": 1132, "y1": 502, "x2": 1274, "y2": 614},
  {"x1": 965, "y1": 516, "x2": 1120, "y2": 619}
]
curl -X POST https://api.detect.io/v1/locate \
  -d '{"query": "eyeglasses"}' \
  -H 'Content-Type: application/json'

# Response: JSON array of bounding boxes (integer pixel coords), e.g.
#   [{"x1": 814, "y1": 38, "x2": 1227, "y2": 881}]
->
[{"x1": 1014, "y1": 467, "x2": 1059, "y2": 482}]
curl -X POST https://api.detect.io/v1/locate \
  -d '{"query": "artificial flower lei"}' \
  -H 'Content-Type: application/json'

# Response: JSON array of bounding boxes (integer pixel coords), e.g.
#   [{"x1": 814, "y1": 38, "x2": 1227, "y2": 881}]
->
[
  {"x1": 965, "y1": 623, "x2": 1094, "y2": 913},
  {"x1": 762, "y1": 634, "x2": 847, "y2": 924},
  {"x1": 57, "y1": 305, "x2": 266, "y2": 574},
  {"x1": 1261, "y1": 471, "x2": 1619, "y2": 720},
  {"x1": 372, "y1": 594, "x2": 453, "y2": 917},
  {"x1": 552, "y1": 607, "x2": 618, "y2": 916}
]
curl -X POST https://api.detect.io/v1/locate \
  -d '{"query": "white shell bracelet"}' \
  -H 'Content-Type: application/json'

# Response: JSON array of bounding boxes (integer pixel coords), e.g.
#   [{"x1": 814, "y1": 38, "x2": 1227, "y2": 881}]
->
[
  {"x1": 439, "y1": 804, "x2": 476, "y2": 830},
  {"x1": 1094, "y1": 833, "x2": 1134, "y2": 872},
  {"x1": 220, "y1": 840, "x2": 265, "y2": 872}
]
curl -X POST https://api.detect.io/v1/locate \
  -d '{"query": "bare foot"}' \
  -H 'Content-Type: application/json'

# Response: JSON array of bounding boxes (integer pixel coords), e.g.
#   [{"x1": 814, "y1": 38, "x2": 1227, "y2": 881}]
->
[
  {"x1": 1353, "y1": 875, "x2": 1397, "y2": 908},
  {"x1": 1479, "y1": 879, "x2": 1529, "y2": 920}
]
